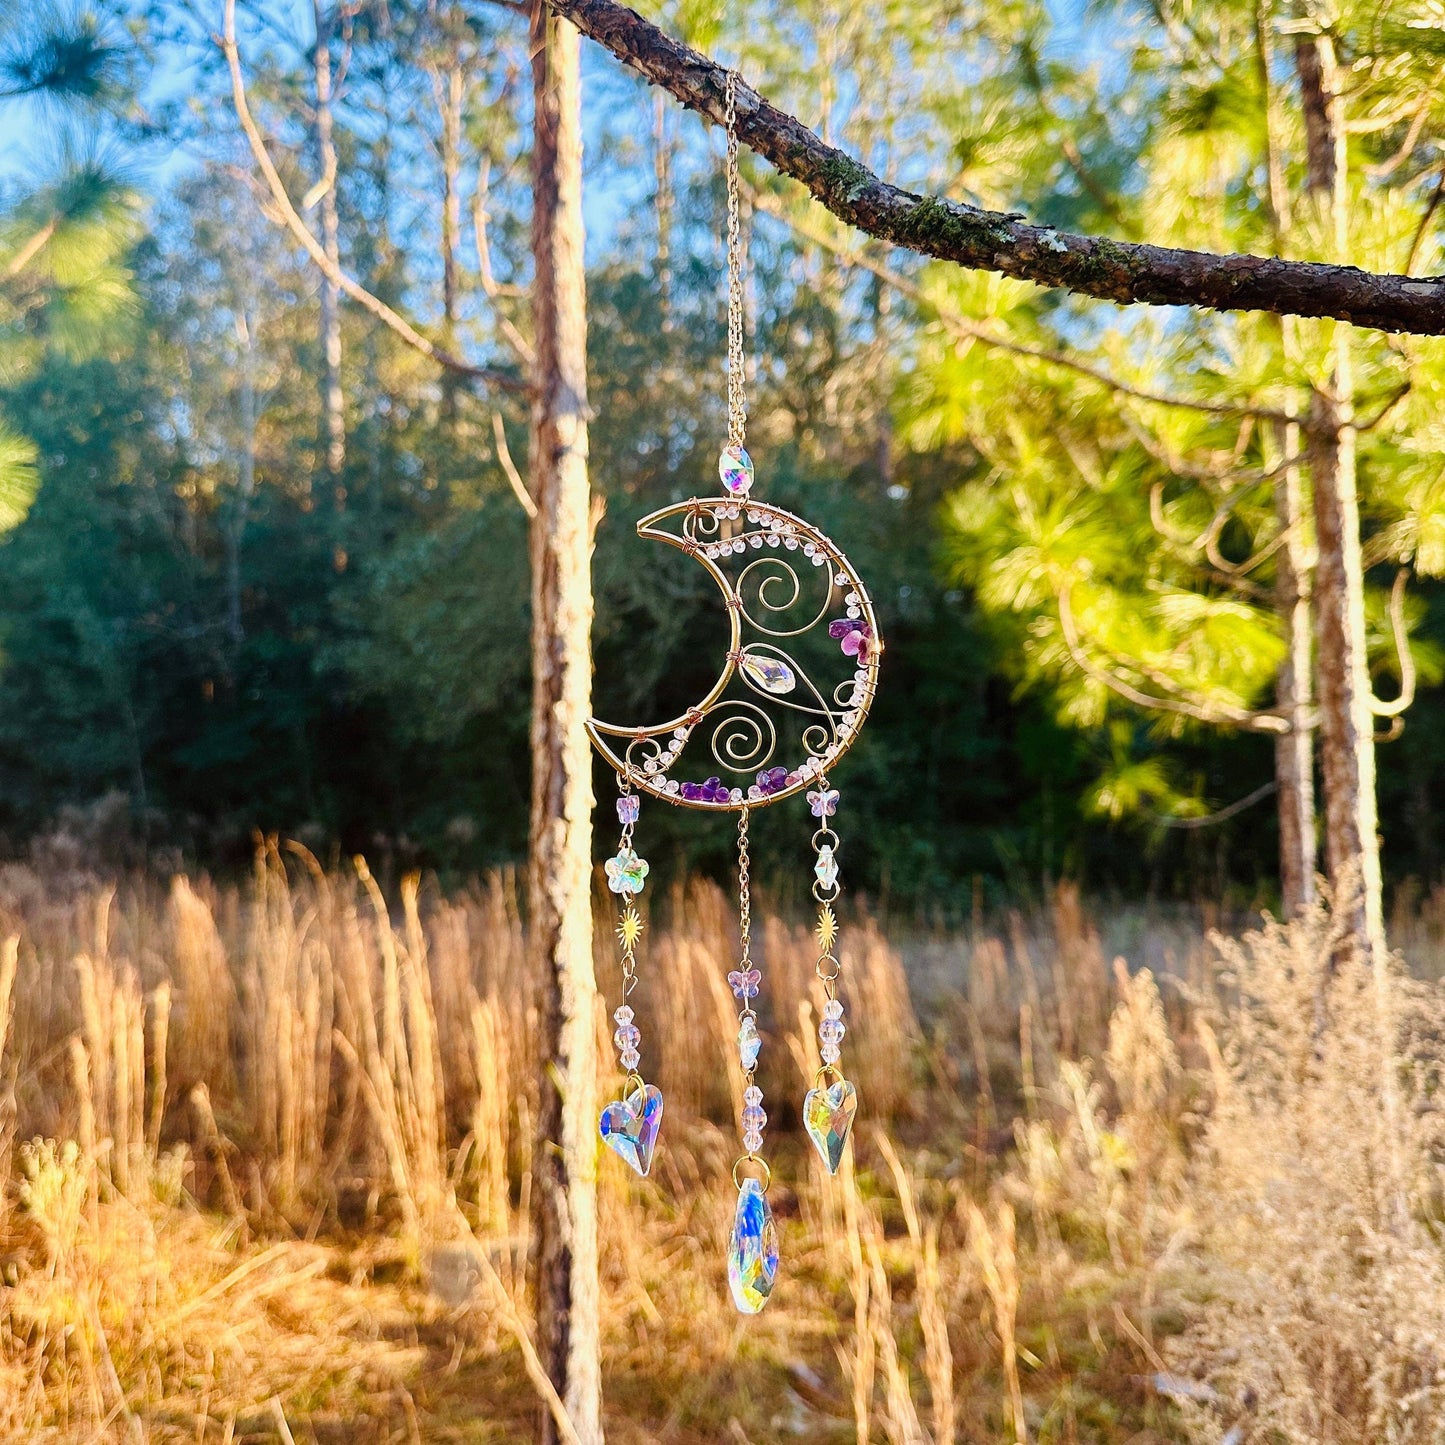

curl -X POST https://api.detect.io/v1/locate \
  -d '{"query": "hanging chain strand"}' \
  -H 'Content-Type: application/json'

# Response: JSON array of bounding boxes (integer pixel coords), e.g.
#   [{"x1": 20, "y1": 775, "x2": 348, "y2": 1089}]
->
[
  {"x1": 732, "y1": 806, "x2": 768, "y2": 1179},
  {"x1": 737, "y1": 805, "x2": 752, "y2": 973},
  {"x1": 724, "y1": 71, "x2": 747, "y2": 451},
  {"x1": 611, "y1": 779, "x2": 645, "y2": 1087}
]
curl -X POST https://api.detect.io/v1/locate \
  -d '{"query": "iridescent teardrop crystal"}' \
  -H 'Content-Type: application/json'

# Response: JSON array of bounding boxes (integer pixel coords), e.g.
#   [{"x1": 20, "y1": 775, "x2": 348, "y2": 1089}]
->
[
  {"x1": 719, "y1": 444, "x2": 754, "y2": 498},
  {"x1": 727, "y1": 1178, "x2": 779, "y2": 1313},
  {"x1": 739, "y1": 650, "x2": 796, "y2": 695}
]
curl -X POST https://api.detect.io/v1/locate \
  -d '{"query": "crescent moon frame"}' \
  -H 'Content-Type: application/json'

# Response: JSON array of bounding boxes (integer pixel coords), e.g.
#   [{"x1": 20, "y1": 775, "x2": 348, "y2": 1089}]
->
[{"x1": 587, "y1": 495, "x2": 883, "y2": 811}]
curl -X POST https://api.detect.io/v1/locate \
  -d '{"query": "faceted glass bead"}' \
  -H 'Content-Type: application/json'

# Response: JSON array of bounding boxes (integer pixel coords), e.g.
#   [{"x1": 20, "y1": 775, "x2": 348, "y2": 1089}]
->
[
  {"x1": 616, "y1": 794, "x2": 639, "y2": 826},
  {"x1": 822, "y1": 999, "x2": 844, "y2": 1021},
  {"x1": 739, "y1": 650, "x2": 797, "y2": 696},
  {"x1": 821, "y1": 1043, "x2": 841, "y2": 1064},
  {"x1": 620, "y1": 1047, "x2": 641, "y2": 1070},
  {"x1": 737, "y1": 1017, "x2": 762, "y2": 1071},
  {"x1": 742, "y1": 1129, "x2": 764, "y2": 1154},
  {"x1": 743, "y1": 1085, "x2": 763, "y2": 1106},
  {"x1": 728, "y1": 1178, "x2": 779, "y2": 1313},
  {"x1": 819, "y1": 1019, "x2": 845, "y2": 1046},
  {"x1": 614, "y1": 1005, "x2": 634, "y2": 1025},
  {"x1": 803, "y1": 1076, "x2": 858, "y2": 1174},
  {"x1": 815, "y1": 845, "x2": 839, "y2": 891},
  {"x1": 614, "y1": 1024, "x2": 641, "y2": 1051},
  {"x1": 719, "y1": 444, "x2": 755, "y2": 498},
  {"x1": 741, "y1": 1104, "x2": 767, "y2": 1133}
]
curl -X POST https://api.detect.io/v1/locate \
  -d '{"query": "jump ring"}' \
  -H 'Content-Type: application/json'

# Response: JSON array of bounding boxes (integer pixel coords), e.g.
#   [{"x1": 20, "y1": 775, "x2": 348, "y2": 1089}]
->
[{"x1": 732, "y1": 1154, "x2": 772, "y2": 1192}]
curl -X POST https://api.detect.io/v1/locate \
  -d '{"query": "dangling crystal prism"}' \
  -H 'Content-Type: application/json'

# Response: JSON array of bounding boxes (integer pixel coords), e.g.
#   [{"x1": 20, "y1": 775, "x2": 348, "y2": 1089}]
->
[
  {"x1": 727, "y1": 1178, "x2": 779, "y2": 1313},
  {"x1": 719, "y1": 444, "x2": 754, "y2": 498},
  {"x1": 598, "y1": 1082, "x2": 664, "y2": 1177},
  {"x1": 803, "y1": 1076, "x2": 858, "y2": 1175},
  {"x1": 737, "y1": 1016, "x2": 761, "y2": 1070},
  {"x1": 815, "y1": 844, "x2": 839, "y2": 890},
  {"x1": 739, "y1": 650, "x2": 796, "y2": 695}
]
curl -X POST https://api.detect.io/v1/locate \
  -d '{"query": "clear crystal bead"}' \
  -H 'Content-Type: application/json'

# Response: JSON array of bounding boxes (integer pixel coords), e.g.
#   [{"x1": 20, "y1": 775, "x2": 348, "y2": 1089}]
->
[
  {"x1": 819, "y1": 1019, "x2": 845, "y2": 1046},
  {"x1": 739, "y1": 650, "x2": 797, "y2": 695},
  {"x1": 743, "y1": 1085, "x2": 763, "y2": 1106},
  {"x1": 742, "y1": 1129, "x2": 764, "y2": 1154},
  {"x1": 741, "y1": 1105, "x2": 766, "y2": 1132},
  {"x1": 614, "y1": 1005, "x2": 635, "y2": 1024},
  {"x1": 614, "y1": 1024, "x2": 641, "y2": 1050},
  {"x1": 815, "y1": 845, "x2": 839, "y2": 890},
  {"x1": 823, "y1": 999, "x2": 844, "y2": 1020},
  {"x1": 820, "y1": 1043, "x2": 841, "y2": 1065},
  {"x1": 621, "y1": 1047, "x2": 641, "y2": 1070}
]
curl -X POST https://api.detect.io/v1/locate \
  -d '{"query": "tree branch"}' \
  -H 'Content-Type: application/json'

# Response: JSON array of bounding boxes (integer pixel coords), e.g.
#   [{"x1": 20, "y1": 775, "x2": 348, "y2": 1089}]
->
[
  {"x1": 1055, "y1": 585, "x2": 1290, "y2": 734},
  {"x1": 747, "y1": 183, "x2": 1285, "y2": 422},
  {"x1": 1150, "y1": 779, "x2": 1278, "y2": 828},
  {"x1": 491, "y1": 409, "x2": 537, "y2": 518},
  {"x1": 548, "y1": 0, "x2": 1445, "y2": 336},
  {"x1": 1371, "y1": 567, "x2": 1416, "y2": 719},
  {"x1": 220, "y1": 0, "x2": 527, "y2": 394}
]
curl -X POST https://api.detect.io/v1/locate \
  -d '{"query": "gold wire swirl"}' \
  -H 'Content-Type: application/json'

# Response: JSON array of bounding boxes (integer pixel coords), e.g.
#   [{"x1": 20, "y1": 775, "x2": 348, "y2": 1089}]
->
[{"x1": 709, "y1": 700, "x2": 777, "y2": 774}]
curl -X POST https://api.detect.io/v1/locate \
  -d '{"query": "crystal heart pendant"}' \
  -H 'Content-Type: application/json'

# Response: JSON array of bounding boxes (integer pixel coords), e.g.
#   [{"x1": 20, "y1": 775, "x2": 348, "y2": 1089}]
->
[
  {"x1": 803, "y1": 1074, "x2": 857, "y2": 1175},
  {"x1": 599, "y1": 1081, "x2": 664, "y2": 1177}
]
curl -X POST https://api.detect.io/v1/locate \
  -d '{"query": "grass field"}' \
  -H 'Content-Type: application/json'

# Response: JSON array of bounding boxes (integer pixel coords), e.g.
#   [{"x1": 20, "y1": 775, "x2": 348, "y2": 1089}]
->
[{"x1": 0, "y1": 844, "x2": 1441, "y2": 1442}]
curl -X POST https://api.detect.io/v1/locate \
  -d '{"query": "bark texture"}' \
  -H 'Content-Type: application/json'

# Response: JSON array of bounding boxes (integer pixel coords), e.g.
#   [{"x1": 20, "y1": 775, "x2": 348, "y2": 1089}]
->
[
  {"x1": 1309, "y1": 377, "x2": 1385, "y2": 962},
  {"x1": 546, "y1": 0, "x2": 1445, "y2": 336},
  {"x1": 526, "y1": 5, "x2": 602, "y2": 1442},
  {"x1": 1273, "y1": 426, "x2": 1316, "y2": 917}
]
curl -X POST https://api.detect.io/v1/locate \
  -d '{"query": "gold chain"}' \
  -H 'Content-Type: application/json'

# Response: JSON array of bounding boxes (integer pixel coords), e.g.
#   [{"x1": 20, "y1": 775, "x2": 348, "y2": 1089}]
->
[
  {"x1": 724, "y1": 71, "x2": 747, "y2": 450},
  {"x1": 736, "y1": 805, "x2": 752, "y2": 973}
]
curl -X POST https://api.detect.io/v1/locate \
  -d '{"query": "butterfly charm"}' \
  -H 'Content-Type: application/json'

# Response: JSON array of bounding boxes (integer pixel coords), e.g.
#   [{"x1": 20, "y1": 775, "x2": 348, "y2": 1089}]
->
[{"x1": 728, "y1": 967, "x2": 762, "y2": 1000}]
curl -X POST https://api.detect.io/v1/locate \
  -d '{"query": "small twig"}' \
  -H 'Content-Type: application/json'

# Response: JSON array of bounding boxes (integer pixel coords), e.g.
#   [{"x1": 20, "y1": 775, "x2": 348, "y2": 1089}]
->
[
  {"x1": 219, "y1": 0, "x2": 526, "y2": 394},
  {"x1": 1149, "y1": 780, "x2": 1278, "y2": 829},
  {"x1": 1055, "y1": 584, "x2": 1289, "y2": 734},
  {"x1": 1371, "y1": 567, "x2": 1416, "y2": 719},
  {"x1": 492, "y1": 410, "x2": 536, "y2": 518}
]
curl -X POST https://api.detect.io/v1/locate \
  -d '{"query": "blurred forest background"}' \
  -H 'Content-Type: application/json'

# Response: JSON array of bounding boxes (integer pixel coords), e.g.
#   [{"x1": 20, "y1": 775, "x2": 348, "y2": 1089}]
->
[
  {"x1": 10, "y1": 3, "x2": 1445, "y2": 1444},
  {"x1": 4, "y1": 0, "x2": 1441, "y2": 915}
]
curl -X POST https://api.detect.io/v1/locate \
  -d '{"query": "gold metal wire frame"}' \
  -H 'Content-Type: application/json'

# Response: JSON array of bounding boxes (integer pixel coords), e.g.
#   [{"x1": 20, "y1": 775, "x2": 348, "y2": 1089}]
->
[{"x1": 586, "y1": 494, "x2": 883, "y2": 812}]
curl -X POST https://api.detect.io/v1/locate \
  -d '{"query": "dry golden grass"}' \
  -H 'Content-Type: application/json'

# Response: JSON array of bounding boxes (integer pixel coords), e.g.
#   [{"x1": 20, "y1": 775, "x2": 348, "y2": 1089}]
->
[{"x1": 0, "y1": 848, "x2": 1438, "y2": 1442}]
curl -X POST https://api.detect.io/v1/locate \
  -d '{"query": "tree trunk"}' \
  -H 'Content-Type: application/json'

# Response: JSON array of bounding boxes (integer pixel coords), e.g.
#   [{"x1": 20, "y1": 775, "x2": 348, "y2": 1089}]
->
[
  {"x1": 1309, "y1": 363, "x2": 1384, "y2": 962},
  {"x1": 438, "y1": 57, "x2": 463, "y2": 422},
  {"x1": 1273, "y1": 409, "x2": 1315, "y2": 916},
  {"x1": 313, "y1": 1, "x2": 346, "y2": 493},
  {"x1": 527, "y1": 5, "x2": 602, "y2": 1443},
  {"x1": 1296, "y1": 32, "x2": 1385, "y2": 962},
  {"x1": 226, "y1": 305, "x2": 260, "y2": 649}
]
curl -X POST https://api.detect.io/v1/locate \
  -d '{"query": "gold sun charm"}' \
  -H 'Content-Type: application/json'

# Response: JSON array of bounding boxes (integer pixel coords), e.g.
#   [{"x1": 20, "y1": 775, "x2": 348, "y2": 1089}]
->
[
  {"x1": 617, "y1": 906, "x2": 644, "y2": 953},
  {"x1": 814, "y1": 903, "x2": 838, "y2": 956}
]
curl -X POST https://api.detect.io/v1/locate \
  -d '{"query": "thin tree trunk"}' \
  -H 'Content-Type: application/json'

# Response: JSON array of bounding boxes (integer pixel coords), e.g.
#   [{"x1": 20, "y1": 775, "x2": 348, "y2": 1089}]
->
[
  {"x1": 439, "y1": 57, "x2": 463, "y2": 422},
  {"x1": 1273, "y1": 417, "x2": 1315, "y2": 917},
  {"x1": 653, "y1": 88, "x2": 672, "y2": 330},
  {"x1": 226, "y1": 305, "x2": 260, "y2": 649},
  {"x1": 1309, "y1": 360, "x2": 1385, "y2": 963},
  {"x1": 527, "y1": 4, "x2": 601, "y2": 1442},
  {"x1": 1297, "y1": 32, "x2": 1385, "y2": 961},
  {"x1": 313, "y1": 1, "x2": 346, "y2": 493}
]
